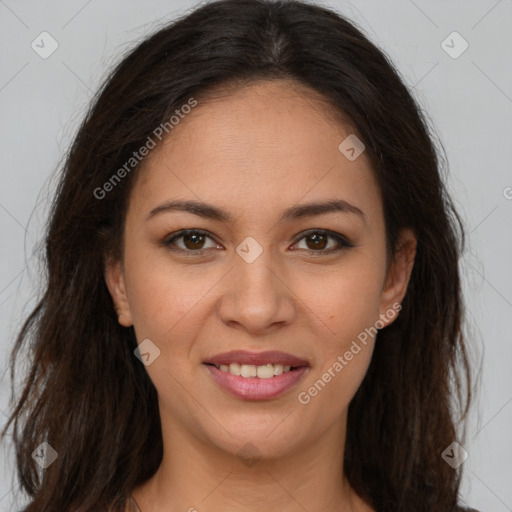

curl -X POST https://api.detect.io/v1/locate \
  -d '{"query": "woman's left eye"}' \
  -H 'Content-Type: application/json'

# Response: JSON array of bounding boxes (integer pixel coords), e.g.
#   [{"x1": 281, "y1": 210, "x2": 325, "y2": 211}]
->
[
  {"x1": 160, "y1": 229, "x2": 353, "y2": 256},
  {"x1": 292, "y1": 229, "x2": 353, "y2": 254}
]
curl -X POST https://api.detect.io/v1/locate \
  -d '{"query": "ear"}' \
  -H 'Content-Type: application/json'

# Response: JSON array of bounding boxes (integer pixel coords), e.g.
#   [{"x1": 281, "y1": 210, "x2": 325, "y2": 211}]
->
[
  {"x1": 104, "y1": 256, "x2": 133, "y2": 327},
  {"x1": 378, "y1": 228, "x2": 416, "y2": 327}
]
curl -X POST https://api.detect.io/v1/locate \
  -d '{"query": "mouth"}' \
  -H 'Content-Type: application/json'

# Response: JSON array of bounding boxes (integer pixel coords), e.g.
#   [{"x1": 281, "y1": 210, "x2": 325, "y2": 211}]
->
[
  {"x1": 203, "y1": 349, "x2": 309, "y2": 370},
  {"x1": 202, "y1": 350, "x2": 310, "y2": 400},
  {"x1": 203, "y1": 362, "x2": 305, "y2": 378}
]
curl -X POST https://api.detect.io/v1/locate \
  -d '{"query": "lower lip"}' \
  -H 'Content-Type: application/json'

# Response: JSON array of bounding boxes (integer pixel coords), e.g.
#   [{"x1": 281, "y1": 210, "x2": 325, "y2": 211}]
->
[{"x1": 203, "y1": 364, "x2": 309, "y2": 401}]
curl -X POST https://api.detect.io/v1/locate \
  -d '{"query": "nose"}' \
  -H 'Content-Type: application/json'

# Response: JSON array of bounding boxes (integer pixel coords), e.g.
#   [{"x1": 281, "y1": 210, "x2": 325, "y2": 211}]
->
[{"x1": 218, "y1": 245, "x2": 296, "y2": 335}]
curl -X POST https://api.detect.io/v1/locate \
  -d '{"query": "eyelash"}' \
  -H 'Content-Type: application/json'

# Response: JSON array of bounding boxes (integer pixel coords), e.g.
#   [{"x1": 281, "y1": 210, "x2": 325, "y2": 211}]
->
[{"x1": 160, "y1": 228, "x2": 354, "y2": 257}]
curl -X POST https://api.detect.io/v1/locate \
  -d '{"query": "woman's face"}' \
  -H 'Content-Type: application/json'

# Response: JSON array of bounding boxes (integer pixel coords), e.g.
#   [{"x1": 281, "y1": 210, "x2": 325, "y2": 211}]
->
[{"x1": 106, "y1": 80, "x2": 414, "y2": 460}]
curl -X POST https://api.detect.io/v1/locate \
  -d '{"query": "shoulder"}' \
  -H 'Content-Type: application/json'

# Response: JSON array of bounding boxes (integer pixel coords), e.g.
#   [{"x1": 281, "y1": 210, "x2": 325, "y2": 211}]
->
[{"x1": 456, "y1": 507, "x2": 481, "y2": 512}]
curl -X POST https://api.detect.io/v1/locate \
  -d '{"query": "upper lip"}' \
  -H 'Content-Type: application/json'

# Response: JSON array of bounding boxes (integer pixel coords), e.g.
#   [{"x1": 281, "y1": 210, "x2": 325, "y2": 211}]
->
[{"x1": 203, "y1": 350, "x2": 309, "y2": 367}]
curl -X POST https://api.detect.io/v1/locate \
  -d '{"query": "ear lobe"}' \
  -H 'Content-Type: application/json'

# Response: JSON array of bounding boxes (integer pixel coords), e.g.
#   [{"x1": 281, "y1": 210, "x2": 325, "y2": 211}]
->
[
  {"x1": 104, "y1": 256, "x2": 133, "y2": 327},
  {"x1": 379, "y1": 229, "x2": 417, "y2": 326}
]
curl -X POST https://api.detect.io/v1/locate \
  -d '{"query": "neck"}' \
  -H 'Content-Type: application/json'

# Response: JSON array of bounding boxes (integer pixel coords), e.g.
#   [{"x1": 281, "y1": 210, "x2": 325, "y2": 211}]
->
[{"x1": 132, "y1": 411, "x2": 373, "y2": 512}]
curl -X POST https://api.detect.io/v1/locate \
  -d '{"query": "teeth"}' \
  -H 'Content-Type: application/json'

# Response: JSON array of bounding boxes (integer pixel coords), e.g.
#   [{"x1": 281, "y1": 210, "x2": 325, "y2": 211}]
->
[
  {"x1": 241, "y1": 364, "x2": 257, "y2": 378},
  {"x1": 229, "y1": 363, "x2": 241, "y2": 375},
  {"x1": 257, "y1": 364, "x2": 274, "y2": 378},
  {"x1": 273, "y1": 364, "x2": 284, "y2": 376},
  {"x1": 215, "y1": 363, "x2": 295, "y2": 379}
]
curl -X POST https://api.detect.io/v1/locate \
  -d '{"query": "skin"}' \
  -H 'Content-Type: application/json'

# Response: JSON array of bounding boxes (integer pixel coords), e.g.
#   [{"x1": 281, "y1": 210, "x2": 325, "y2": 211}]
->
[{"x1": 105, "y1": 79, "x2": 416, "y2": 512}]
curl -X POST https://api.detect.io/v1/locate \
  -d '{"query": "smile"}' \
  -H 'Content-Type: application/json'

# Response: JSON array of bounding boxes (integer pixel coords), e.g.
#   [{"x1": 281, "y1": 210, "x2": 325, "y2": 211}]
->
[
  {"x1": 208, "y1": 362, "x2": 296, "y2": 379},
  {"x1": 203, "y1": 363, "x2": 309, "y2": 400}
]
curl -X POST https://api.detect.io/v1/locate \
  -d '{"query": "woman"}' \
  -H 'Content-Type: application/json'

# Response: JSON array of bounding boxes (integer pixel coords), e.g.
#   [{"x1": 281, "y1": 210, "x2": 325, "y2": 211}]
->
[{"x1": 1, "y1": 0, "x2": 479, "y2": 510}]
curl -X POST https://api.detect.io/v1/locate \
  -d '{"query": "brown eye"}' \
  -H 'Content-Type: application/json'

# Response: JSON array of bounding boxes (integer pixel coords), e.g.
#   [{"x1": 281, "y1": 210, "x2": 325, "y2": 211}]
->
[
  {"x1": 182, "y1": 232, "x2": 206, "y2": 250},
  {"x1": 293, "y1": 229, "x2": 353, "y2": 255},
  {"x1": 305, "y1": 232, "x2": 328, "y2": 250},
  {"x1": 162, "y1": 229, "x2": 220, "y2": 254}
]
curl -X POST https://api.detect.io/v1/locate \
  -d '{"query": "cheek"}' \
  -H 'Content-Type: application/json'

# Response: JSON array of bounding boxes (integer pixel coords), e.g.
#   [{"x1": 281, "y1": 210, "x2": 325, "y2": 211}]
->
[
  {"x1": 318, "y1": 279, "x2": 379, "y2": 381},
  {"x1": 298, "y1": 341, "x2": 374, "y2": 422},
  {"x1": 128, "y1": 278, "x2": 208, "y2": 347},
  {"x1": 297, "y1": 252, "x2": 385, "y2": 392},
  {"x1": 297, "y1": 267, "x2": 381, "y2": 415},
  {"x1": 301, "y1": 257, "x2": 386, "y2": 338},
  {"x1": 122, "y1": 237, "x2": 211, "y2": 338}
]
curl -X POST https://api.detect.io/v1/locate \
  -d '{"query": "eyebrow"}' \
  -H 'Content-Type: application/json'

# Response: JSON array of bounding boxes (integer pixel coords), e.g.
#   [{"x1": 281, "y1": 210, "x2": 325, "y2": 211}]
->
[{"x1": 145, "y1": 198, "x2": 365, "y2": 223}]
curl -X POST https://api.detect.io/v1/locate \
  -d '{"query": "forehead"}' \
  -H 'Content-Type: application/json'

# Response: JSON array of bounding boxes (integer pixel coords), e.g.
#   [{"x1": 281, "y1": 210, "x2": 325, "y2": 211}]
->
[{"x1": 128, "y1": 80, "x2": 382, "y2": 226}]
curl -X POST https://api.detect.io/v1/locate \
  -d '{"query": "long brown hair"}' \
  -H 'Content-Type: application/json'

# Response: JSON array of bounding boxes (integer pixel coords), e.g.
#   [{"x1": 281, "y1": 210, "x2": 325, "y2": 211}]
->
[{"x1": 2, "y1": 1, "x2": 473, "y2": 510}]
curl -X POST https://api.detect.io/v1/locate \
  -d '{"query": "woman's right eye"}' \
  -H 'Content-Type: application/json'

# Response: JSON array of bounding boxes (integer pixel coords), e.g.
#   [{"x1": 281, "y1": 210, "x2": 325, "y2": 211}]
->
[{"x1": 161, "y1": 229, "x2": 222, "y2": 255}]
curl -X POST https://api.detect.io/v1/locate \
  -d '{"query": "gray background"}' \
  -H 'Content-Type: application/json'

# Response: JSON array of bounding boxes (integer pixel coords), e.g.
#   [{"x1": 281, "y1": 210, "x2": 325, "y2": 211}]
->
[{"x1": 0, "y1": 0, "x2": 511, "y2": 510}]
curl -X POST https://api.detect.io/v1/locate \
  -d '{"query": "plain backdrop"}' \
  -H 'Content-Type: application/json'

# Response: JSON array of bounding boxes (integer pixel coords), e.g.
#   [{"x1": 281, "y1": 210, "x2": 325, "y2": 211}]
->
[{"x1": 0, "y1": 0, "x2": 511, "y2": 510}]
